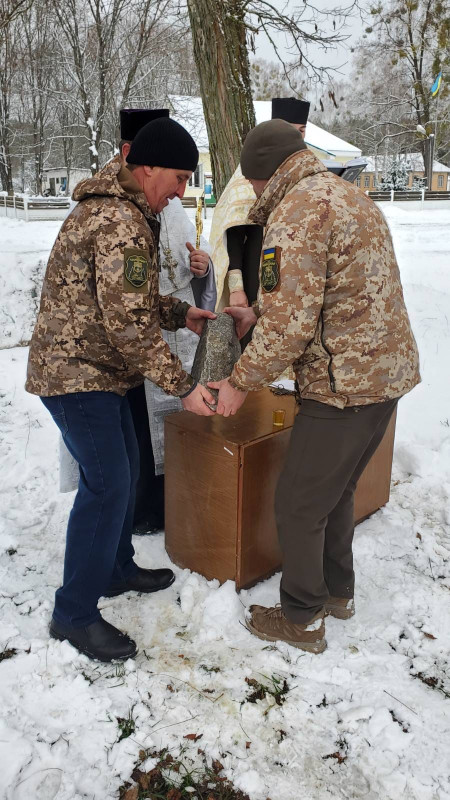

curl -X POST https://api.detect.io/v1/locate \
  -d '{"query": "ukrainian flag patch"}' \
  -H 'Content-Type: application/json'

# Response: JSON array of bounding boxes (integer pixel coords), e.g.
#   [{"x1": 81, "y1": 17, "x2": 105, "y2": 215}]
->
[{"x1": 261, "y1": 246, "x2": 281, "y2": 292}]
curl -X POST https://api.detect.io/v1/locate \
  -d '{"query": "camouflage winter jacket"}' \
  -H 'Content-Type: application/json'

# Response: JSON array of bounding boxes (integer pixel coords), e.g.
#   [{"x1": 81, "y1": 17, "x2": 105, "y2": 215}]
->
[
  {"x1": 26, "y1": 157, "x2": 195, "y2": 398},
  {"x1": 229, "y1": 149, "x2": 420, "y2": 407}
]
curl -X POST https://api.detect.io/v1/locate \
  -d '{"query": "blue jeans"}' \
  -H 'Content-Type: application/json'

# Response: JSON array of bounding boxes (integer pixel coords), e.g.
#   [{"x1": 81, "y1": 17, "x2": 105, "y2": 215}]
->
[{"x1": 41, "y1": 391, "x2": 139, "y2": 627}]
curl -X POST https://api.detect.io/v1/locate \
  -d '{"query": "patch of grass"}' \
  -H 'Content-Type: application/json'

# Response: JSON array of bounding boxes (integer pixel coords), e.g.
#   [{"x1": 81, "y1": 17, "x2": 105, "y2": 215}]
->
[
  {"x1": 119, "y1": 747, "x2": 251, "y2": 799},
  {"x1": 0, "y1": 647, "x2": 18, "y2": 662},
  {"x1": 322, "y1": 750, "x2": 347, "y2": 764},
  {"x1": 323, "y1": 735, "x2": 348, "y2": 765},
  {"x1": 244, "y1": 673, "x2": 290, "y2": 707},
  {"x1": 117, "y1": 708, "x2": 136, "y2": 742},
  {"x1": 412, "y1": 670, "x2": 450, "y2": 699},
  {"x1": 389, "y1": 710, "x2": 409, "y2": 732},
  {"x1": 199, "y1": 664, "x2": 220, "y2": 673}
]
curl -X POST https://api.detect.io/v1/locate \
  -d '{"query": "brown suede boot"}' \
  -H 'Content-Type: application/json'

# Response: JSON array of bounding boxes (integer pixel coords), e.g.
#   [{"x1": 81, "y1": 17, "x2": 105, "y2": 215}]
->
[
  {"x1": 325, "y1": 596, "x2": 355, "y2": 619},
  {"x1": 245, "y1": 605, "x2": 326, "y2": 653}
]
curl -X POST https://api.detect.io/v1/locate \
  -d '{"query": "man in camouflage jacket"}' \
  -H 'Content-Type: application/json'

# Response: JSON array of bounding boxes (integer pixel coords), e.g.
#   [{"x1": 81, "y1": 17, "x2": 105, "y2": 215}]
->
[
  {"x1": 210, "y1": 120, "x2": 420, "y2": 654},
  {"x1": 26, "y1": 117, "x2": 216, "y2": 662}
]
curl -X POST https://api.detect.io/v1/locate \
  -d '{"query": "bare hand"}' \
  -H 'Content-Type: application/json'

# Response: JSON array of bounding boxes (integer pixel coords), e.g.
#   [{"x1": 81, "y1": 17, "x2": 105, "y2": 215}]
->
[
  {"x1": 223, "y1": 305, "x2": 257, "y2": 340},
  {"x1": 229, "y1": 290, "x2": 248, "y2": 308},
  {"x1": 182, "y1": 383, "x2": 216, "y2": 416},
  {"x1": 186, "y1": 306, "x2": 217, "y2": 336},
  {"x1": 207, "y1": 377, "x2": 247, "y2": 417},
  {"x1": 186, "y1": 242, "x2": 210, "y2": 276}
]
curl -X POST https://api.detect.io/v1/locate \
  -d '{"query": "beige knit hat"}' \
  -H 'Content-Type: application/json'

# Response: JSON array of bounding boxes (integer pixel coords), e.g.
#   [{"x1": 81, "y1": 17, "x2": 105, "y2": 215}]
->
[{"x1": 240, "y1": 119, "x2": 307, "y2": 180}]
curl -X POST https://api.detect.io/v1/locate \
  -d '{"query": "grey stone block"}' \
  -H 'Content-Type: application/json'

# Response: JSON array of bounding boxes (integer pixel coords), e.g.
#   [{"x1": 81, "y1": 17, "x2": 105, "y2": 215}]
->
[{"x1": 191, "y1": 313, "x2": 241, "y2": 408}]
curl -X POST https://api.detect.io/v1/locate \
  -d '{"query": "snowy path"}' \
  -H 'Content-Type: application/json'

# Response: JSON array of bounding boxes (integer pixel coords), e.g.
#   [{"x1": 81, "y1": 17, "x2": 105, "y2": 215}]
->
[{"x1": 0, "y1": 208, "x2": 449, "y2": 800}]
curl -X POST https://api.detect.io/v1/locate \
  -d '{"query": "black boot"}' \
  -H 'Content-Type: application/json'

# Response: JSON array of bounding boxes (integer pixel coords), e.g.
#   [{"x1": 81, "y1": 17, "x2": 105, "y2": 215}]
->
[
  {"x1": 50, "y1": 616, "x2": 137, "y2": 662},
  {"x1": 132, "y1": 518, "x2": 163, "y2": 536},
  {"x1": 104, "y1": 566, "x2": 175, "y2": 597}
]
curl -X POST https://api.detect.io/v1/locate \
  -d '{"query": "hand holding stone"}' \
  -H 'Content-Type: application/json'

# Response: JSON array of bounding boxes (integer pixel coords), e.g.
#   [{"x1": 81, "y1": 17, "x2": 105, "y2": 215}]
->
[
  {"x1": 207, "y1": 377, "x2": 247, "y2": 417},
  {"x1": 223, "y1": 306, "x2": 257, "y2": 340},
  {"x1": 181, "y1": 383, "x2": 216, "y2": 416},
  {"x1": 185, "y1": 306, "x2": 217, "y2": 336}
]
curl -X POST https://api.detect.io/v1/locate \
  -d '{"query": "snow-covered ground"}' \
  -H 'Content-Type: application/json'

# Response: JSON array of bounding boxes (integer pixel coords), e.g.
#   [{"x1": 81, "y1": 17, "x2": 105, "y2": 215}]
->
[
  {"x1": 0, "y1": 217, "x2": 61, "y2": 349},
  {"x1": 0, "y1": 206, "x2": 449, "y2": 800}
]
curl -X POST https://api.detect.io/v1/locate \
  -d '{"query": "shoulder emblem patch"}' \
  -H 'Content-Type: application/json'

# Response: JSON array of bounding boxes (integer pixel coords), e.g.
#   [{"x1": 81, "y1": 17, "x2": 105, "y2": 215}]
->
[
  {"x1": 123, "y1": 247, "x2": 149, "y2": 292},
  {"x1": 261, "y1": 246, "x2": 281, "y2": 292}
]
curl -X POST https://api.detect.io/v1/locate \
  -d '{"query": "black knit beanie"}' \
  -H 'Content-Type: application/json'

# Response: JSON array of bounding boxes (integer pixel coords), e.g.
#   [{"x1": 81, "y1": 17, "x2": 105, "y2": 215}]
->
[
  {"x1": 128, "y1": 117, "x2": 199, "y2": 172},
  {"x1": 240, "y1": 119, "x2": 307, "y2": 180}
]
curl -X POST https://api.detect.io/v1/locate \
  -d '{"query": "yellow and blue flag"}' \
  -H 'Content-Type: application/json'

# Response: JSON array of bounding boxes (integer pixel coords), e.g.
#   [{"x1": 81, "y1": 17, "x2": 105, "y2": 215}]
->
[{"x1": 430, "y1": 72, "x2": 442, "y2": 97}]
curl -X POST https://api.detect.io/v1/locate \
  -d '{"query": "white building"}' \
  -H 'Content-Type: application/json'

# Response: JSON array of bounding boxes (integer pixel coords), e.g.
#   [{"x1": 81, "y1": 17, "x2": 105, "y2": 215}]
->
[
  {"x1": 359, "y1": 154, "x2": 450, "y2": 192},
  {"x1": 42, "y1": 167, "x2": 91, "y2": 196}
]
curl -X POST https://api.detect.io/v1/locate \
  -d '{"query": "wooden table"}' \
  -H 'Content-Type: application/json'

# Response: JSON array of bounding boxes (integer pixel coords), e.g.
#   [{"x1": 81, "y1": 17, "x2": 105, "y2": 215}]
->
[{"x1": 164, "y1": 389, "x2": 396, "y2": 590}]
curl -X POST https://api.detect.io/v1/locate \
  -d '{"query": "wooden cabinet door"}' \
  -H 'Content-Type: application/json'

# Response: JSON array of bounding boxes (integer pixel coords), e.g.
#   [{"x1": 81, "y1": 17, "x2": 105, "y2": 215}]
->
[
  {"x1": 236, "y1": 431, "x2": 290, "y2": 589},
  {"x1": 164, "y1": 424, "x2": 240, "y2": 583}
]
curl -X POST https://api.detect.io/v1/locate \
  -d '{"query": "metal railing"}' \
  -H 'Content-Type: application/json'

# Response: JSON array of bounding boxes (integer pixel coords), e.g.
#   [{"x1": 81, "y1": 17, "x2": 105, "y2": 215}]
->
[
  {"x1": 0, "y1": 193, "x2": 71, "y2": 221},
  {"x1": 367, "y1": 189, "x2": 450, "y2": 203}
]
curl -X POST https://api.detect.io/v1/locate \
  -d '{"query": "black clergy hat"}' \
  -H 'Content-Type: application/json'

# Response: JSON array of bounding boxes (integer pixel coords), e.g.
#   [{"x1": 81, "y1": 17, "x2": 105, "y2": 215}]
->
[
  {"x1": 271, "y1": 98, "x2": 310, "y2": 125},
  {"x1": 120, "y1": 108, "x2": 170, "y2": 141}
]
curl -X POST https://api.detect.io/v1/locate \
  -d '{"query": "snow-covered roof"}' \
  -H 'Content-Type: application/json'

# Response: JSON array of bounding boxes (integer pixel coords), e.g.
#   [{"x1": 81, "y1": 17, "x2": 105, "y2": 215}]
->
[
  {"x1": 363, "y1": 154, "x2": 450, "y2": 173},
  {"x1": 169, "y1": 95, "x2": 361, "y2": 158},
  {"x1": 253, "y1": 100, "x2": 361, "y2": 157},
  {"x1": 431, "y1": 159, "x2": 450, "y2": 172}
]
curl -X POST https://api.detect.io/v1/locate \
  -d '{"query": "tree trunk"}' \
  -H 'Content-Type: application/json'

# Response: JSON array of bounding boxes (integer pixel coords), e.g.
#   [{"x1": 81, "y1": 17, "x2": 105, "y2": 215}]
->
[
  {"x1": 62, "y1": 131, "x2": 72, "y2": 196},
  {"x1": 0, "y1": 26, "x2": 14, "y2": 193},
  {"x1": 0, "y1": 148, "x2": 13, "y2": 193},
  {"x1": 0, "y1": 69, "x2": 13, "y2": 194},
  {"x1": 187, "y1": 0, "x2": 255, "y2": 199},
  {"x1": 0, "y1": 114, "x2": 13, "y2": 193}
]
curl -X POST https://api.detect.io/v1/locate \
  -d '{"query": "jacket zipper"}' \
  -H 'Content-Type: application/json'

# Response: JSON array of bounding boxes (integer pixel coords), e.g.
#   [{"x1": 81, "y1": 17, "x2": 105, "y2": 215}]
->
[{"x1": 320, "y1": 309, "x2": 336, "y2": 393}]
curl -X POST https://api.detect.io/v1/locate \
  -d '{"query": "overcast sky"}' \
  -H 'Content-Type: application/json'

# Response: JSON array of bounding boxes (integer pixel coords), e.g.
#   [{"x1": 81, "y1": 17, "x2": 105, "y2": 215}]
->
[{"x1": 253, "y1": 0, "x2": 367, "y2": 87}]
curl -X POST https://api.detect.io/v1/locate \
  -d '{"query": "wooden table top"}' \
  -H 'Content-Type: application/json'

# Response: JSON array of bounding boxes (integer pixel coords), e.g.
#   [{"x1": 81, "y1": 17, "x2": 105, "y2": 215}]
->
[{"x1": 165, "y1": 388, "x2": 296, "y2": 446}]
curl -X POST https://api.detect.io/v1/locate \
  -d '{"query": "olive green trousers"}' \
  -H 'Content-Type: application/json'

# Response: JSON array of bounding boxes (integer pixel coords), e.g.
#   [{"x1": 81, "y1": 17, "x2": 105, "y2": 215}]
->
[{"x1": 275, "y1": 398, "x2": 398, "y2": 623}]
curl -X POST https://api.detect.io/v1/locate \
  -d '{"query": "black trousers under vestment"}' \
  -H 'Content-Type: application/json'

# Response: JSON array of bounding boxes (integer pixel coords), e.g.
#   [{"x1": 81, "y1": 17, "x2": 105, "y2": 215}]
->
[{"x1": 127, "y1": 383, "x2": 165, "y2": 530}]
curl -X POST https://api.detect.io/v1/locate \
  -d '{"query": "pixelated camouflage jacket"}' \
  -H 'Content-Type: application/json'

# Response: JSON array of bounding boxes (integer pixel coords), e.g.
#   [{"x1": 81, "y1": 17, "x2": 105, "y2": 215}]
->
[
  {"x1": 26, "y1": 156, "x2": 195, "y2": 398},
  {"x1": 229, "y1": 149, "x2": 420, "y2": 407}
]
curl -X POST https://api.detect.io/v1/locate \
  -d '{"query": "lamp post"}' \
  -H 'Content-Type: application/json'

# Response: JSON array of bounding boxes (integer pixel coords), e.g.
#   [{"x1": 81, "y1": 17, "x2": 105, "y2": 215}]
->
[
  {"x1": 424, "y1": 134, "x2": 435, "y2": 191},
  {"x1": 417, "y1": 125, "x2": 435, "y2": 192}
]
